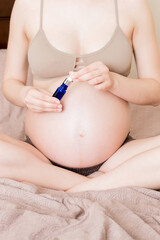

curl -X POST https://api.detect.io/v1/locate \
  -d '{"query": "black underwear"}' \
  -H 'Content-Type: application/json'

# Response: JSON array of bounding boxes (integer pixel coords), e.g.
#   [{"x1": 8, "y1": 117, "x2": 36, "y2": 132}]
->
[{"x1": 24, "y1": 134, "x2": 134, "y2": 176}]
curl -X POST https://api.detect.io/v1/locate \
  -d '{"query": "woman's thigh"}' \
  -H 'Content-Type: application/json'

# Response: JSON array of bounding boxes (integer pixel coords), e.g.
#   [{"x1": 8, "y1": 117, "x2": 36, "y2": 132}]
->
[
  {"x1": 0, "y1": 132, "x2": 52, "y2": 165},
  {"x1": 99, "y1": 135, "x2": 160, "y2": 173}
]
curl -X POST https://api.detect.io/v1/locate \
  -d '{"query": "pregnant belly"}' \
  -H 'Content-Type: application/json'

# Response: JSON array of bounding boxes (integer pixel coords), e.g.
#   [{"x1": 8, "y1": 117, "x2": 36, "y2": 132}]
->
[{"x1": 25, "y1": 82, "x2": 130, "y2": 168}]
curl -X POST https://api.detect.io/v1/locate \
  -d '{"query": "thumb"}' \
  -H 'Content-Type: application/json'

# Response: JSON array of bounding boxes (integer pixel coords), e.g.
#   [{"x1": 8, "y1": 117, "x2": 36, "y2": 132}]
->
[{"x1": 69, "y1": 71, "x2": 74, "y2": 75}]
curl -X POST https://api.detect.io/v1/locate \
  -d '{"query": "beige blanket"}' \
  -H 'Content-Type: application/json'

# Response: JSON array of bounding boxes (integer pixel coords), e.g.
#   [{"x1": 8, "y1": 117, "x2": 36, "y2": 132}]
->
[{"x1": 0, "y1": 178, "x2": 160, "y2": 240}]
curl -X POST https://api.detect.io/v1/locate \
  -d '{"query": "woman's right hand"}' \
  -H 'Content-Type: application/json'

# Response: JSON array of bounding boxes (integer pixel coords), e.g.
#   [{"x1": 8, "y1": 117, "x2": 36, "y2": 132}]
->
[{"x1": 23, "y1": 87, "x2": 62, "y2": 113}]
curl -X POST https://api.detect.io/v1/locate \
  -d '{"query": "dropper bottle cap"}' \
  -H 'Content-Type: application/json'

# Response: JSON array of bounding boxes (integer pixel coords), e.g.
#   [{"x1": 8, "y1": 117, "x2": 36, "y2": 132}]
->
[{"x1": 64, "y1": 73, "x2": 74, "y2": 86}]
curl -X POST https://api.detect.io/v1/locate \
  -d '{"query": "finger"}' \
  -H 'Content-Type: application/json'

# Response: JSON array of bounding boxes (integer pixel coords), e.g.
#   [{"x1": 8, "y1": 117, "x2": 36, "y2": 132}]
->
[
  {"x1": 25, "y1": 97, "x2": 62, "y2": 110},
  {"x1": 71, "y1": 61, "x2": 103, "y2": 79},
  {"x1": 88, "y1": 76, "x2": 104, "y2": 85},
  {"x1": 94, "y1": 81, "x2": 110, "y2": 91},
  {"x1": 33, "y1": 108, "x2": 62, "y2": 113},
  {"x1": 78, "y1": 70, "x2": 102, "y2": 81},
  {"x1": 27, "y1": 103, "x2": 62, "y2": 112},
  {"x1": 40, "y1": 89, "x2": 62, "y2": 103},
  {"x1": 69, "y1": 71, "x2": 74, "y2": 75},
  {"x1": 28, "y1": 89, "x2": 60, "y2": 104}
]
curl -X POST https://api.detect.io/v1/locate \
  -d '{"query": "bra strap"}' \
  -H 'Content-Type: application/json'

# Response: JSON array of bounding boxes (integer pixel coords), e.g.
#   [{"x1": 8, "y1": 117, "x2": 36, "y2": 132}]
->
[
  {"x1": 40, "y1": 0, "x2": 44, "y2": 29},
  {"x1": 114, "y1": 0, "x2": 119, "y2": 25}
]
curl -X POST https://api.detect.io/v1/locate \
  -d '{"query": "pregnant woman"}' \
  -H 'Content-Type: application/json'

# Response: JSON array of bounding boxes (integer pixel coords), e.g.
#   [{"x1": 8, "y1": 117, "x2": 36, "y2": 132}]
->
[{"x1": 1, "y1": 0, "x2": 160, "y2": 192}]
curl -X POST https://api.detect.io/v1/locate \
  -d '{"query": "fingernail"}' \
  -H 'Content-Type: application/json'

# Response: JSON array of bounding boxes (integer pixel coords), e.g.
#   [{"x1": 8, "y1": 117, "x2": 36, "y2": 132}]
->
[
  {"x1": 74, "y1": 79, "x2": 79, "y2": 83},
  {"x1": 71, "y1": 74, "x2": 77, "y2": 78},
  {"x1": 55, "y1": 100, "x2": 60, "y2": 104}
]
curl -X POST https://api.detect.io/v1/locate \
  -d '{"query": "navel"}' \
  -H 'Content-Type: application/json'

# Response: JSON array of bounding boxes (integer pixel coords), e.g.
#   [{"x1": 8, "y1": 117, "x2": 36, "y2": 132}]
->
[{"x1": 78, "y1": 128, "x2": 86, "y2": 138}]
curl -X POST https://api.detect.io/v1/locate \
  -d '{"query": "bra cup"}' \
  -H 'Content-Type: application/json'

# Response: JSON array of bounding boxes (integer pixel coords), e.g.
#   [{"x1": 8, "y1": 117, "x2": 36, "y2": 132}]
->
[
  {"x1": 28, "y1": 28, "x2": 133, "y2": 79},
  {"x1": 83, "y1": 28, "x2": 133, "y2": 77},
  {"x1": 28, "y1": 32, "x2": 75, "y2": 78}
]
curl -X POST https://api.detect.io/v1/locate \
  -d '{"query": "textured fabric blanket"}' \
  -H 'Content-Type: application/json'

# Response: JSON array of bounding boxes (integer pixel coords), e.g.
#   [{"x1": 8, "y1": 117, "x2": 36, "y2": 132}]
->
[{"x1": 0, "y1": 178, "x2": 160, "y2": 240}]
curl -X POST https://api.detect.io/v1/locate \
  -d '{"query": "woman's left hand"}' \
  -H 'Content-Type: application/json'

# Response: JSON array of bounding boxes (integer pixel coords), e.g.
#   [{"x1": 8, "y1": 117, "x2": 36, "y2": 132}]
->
[{"x1": 70, "y1": 61, "x2": 115, "y2": 91}]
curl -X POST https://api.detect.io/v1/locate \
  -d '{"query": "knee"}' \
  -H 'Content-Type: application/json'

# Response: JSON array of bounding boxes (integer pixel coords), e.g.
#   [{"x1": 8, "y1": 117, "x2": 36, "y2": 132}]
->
[
  {"x1": 0, "y1": 140, "x2": 27, "y2": 168},
  {"x1": 149, "y1": 135, "x2": 160, "y2": 146},
  {"x1": 0, "y1": 132, "x2": 10, "y2": 142},
  {"x1": 0, "y1": 132, "x2": 6, "y2": 140},
  {"x1": 155, "y1": 135, "x2": 160, "y2": 143}
]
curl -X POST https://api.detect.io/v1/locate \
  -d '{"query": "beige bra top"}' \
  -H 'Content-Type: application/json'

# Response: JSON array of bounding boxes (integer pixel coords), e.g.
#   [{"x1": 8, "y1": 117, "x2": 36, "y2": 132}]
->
[{"x1": 28, "y1": 0, "x2": 133, "y2": 80}]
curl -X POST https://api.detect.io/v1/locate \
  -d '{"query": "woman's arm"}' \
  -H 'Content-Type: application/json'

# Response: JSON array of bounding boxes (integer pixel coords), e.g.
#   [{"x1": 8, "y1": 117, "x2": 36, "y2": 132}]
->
[
  {"x1": 109, "y1": 73, "x2": 160, "y2": 106},
  {"x1": 1, "y1": 0, "x2": 61, "y2": 112},
  {"x1": 109, "y1": 0, "x2": 160, "y2": 106},
  {"x1": 2, "y1": 0, "x2": 31, "y2": 107},
  {"x1": 71, "y1": 0, "x2": 160, "y2": 106}
]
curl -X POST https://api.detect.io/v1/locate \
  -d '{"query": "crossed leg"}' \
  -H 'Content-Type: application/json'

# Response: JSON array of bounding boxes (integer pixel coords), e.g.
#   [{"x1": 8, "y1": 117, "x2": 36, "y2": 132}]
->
[
  {"x1": 99, "y1": 135, "x2": 160, "y2": 172},
  {"x1": 68, "y1": 135, "x2": 160, "y2": 192},
  {"x1": 0, "y1": 132, "x2": 88, "y2": 191},
  {"x1": 1, "y1": 132, "x2": 160, "y2": 192}
]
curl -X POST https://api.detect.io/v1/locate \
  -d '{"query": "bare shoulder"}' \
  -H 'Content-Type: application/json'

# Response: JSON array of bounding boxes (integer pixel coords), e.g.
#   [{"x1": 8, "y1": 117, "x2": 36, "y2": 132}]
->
[
  {"x1": 11, "y1": 0, "x2": 40, "y2": 22},
  {"x1": 121, "y1": 0, "x2": 152, "y2": 21},
  {"x1": 11, "y1": 0, "x2": 33, "y2": 27},
  {"x1": 11, "y1": 0, "x2": 41, "y2": 38},
  {"x1": 121, "y1": 0, "x2": 150, "y2": 10},
  {"x1": 123, "y1": 0, "x2": 160, "y2": 81},
  {"x1": 12, "y1": 0, "x2": 33, "y2": 15},
  {"x1": 12, "y1": 0, "x2": 38, "y2": 9}
]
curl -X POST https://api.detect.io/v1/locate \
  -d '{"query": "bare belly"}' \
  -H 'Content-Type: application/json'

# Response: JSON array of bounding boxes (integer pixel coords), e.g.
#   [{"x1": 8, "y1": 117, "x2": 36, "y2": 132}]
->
[{"x1": 25, "y1": 81, "x2": 130, "y2": 168}]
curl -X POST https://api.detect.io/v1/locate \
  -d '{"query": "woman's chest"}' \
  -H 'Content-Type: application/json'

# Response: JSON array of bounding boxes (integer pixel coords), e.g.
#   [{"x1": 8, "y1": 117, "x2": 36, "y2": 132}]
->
[
  {"x1": 27, "y1": 0, "x2": 133, "y2": 79},
  {"x1": 26, "y1": 0, "x2": 133, "y2": 55}
]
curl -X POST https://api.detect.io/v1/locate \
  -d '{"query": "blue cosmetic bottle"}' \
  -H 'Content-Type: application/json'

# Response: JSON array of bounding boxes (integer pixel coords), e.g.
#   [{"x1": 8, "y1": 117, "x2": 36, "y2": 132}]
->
[{"x1": 52, "y1": 75, "x2": 73, "y2": 100}]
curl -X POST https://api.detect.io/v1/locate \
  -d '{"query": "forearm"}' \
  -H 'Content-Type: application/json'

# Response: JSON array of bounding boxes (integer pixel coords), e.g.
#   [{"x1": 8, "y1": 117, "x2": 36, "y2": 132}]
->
[
  {"x1": 109, "y1": 72, "x2": 160, "y2": 106},
  {"x1": 2, "y1": 78, "x2": 32, "y2": 107}
]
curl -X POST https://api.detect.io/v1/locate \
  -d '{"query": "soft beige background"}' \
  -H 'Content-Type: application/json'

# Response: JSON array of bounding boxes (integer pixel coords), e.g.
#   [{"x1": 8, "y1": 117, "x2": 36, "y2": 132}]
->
[{"x1": 129, "y1": 0, "x2": 160, "y2": 138}]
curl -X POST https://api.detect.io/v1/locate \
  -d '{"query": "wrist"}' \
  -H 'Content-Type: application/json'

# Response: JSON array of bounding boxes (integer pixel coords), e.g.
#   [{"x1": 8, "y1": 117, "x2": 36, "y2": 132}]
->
[
  {"x1": 19, "y1": 85, "x2": 33, "y2": 107},
  {"x1": 109, "y1": 72, "x2": 119, "y2": 93}
]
